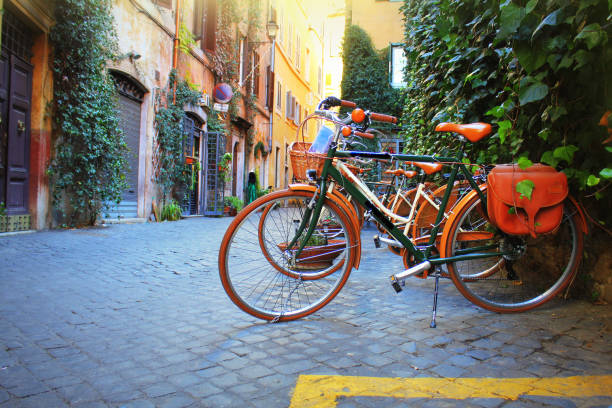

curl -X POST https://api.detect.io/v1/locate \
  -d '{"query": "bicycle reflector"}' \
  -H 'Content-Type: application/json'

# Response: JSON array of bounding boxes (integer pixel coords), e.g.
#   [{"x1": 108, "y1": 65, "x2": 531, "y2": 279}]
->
[
  {"x1": 342, "y1": 126, "x2": 352, "y2": 137},
  {"x1": 351, "y1": 108, "x2": 366, "y2": 123}
]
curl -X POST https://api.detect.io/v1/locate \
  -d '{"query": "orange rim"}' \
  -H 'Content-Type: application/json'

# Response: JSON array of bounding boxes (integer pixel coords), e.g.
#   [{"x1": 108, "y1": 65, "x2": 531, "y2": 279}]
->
[{"x1": 219, "y1": 189, "x2": 359, "y2": 321}]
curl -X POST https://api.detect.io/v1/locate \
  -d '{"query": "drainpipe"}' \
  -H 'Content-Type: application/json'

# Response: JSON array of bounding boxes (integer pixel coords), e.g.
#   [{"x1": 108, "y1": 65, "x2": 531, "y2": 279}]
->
[
  {"x1": 268, "y1": 37, "x2": 275, "y2": 155},
  {"x1": 172, "y1": 0, "x2": 181, "y2": 102}
]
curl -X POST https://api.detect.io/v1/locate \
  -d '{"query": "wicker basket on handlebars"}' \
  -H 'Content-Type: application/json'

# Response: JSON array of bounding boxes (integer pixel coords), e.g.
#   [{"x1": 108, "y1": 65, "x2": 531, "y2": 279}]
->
[
  {"x1": 289, "y1": 142, "x2": 363, "y2": 181},
  {"x1": 289, "y1": 142, "x2": 328, "y2": 181}
]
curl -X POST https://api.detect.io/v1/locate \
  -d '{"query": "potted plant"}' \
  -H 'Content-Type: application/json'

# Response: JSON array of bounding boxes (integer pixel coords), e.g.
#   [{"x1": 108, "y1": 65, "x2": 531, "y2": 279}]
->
[
  {"x1": 277, "y1": 231, "x2": 345, "y2": 270},
  {"x1": 218, "y1": 152, "x2": 232, "y2": 183},
  {"x1": 224, "y1": 196, "x2": 243, "y2": 216},
  {"x1": 161, "y1": 200, "x2": 182, "y2": 221},
  {"x1": 190, "y1": 160, "x2": 201, "y2": 191}
]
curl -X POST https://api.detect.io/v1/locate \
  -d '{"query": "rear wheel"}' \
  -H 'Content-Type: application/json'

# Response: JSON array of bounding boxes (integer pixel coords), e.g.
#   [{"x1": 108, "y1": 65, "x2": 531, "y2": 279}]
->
[
  {"x1": 443, "y1": 192, "x2": 583, "y2": 312},
  {"x1": 219, "y1": 190, "x2": 356, "y2": 321}
]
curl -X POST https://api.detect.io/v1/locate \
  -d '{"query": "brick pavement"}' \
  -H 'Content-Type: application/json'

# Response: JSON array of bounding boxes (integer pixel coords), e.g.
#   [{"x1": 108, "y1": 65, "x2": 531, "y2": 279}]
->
[{"x1": 0, "y1": 217, "x2": 611, "y2": 407}]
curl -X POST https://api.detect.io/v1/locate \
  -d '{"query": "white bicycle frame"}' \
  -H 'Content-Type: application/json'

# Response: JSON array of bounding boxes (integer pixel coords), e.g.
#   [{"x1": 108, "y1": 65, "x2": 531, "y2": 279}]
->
[{"x1": 333, "y1": 161, "x2": 457, "y2": 248}]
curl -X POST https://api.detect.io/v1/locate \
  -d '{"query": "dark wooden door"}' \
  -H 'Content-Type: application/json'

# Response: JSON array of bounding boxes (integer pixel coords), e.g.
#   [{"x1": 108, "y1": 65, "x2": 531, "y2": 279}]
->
[
  {"x1": 0, "y1": 52, "x2": 8, "y2": 206},
  {"x1": 3, "y1": 54, "x2": 32, "y2": 215}
]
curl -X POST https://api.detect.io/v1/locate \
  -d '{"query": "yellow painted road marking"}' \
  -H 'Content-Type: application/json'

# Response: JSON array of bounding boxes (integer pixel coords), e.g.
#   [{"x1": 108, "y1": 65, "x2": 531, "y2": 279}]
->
[{"x1": 289, "y1": 375, "x2": 612, "y2": 408}]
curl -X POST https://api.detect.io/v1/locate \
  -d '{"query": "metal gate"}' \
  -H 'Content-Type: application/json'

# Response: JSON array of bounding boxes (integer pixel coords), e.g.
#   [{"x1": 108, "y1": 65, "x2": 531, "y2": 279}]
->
[{"x1": 202, "y1": 131, "x2": 225, "y2": 215}]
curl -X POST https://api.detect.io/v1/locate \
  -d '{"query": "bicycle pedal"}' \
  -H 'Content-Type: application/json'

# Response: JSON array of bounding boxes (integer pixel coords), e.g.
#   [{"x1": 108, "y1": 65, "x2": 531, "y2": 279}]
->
[
  {"x1": 390, "y1": 276, "x2": 402, "y2": 293},
  {"x1": 373, "y1": 235, "x2": 381, "y2": 248}
]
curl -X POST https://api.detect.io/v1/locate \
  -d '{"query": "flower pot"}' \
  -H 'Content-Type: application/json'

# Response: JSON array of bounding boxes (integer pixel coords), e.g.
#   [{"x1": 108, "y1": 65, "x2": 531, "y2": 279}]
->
[
  {"x1": 277, "y1": 239, "x2": 345, "y2": 270},
  {"x1": 185, "y1": 157, "x2": 194, "y2": 165}
]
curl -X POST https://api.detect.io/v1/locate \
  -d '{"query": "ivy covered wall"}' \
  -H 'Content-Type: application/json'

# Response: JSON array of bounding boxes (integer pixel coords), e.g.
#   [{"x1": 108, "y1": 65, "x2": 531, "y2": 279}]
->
[
  {"x1": 400, "y1": 0, "x2": 612, "y2": 300},
  {"x1": 341, "y1": 24, "x2": 402, "y2": 121},
  {"x1": 400, "y1": 0, "x2": 611, "y2": 214},
  {"x1": 48, "y1": 0, "x2": 128, "y2": 226}
]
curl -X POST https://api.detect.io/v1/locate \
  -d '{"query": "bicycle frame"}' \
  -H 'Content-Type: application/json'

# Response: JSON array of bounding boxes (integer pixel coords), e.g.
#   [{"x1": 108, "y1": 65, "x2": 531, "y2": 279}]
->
[{"x1": 288, "y1": 141, "x2": 509, "y2": 269}]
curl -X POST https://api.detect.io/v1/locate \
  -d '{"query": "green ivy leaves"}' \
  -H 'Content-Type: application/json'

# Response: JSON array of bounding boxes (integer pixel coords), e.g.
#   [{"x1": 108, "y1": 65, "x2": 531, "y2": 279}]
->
[
  {"x1": 519, "y1": 82, "x2": 549, "y2": 105},
  {"x1": 532, "y1": 8, "x2": 564, "y2": 39},
  {"x1": 518, "y1": 156, "x2": 534, "y2": 169},
  {"x1": 575, "y1": 23, "x2": 606, "y2": 49},
  {"x1": 601, "y1": 168, "x2": 612, "y2": 179},
  {"x1": 49, "y1": 0, "x2": 128, "y2": 226},
  {"x1": 498, "y1": 1, "x2": 526, "y2": 39},
  {"x1": 341, "y1": 25, "x2": 402, "y2": 121},
  {"x1": 401, "y1": 0, "x2": 611, "y2": 224},
  {"x1": 153, "y1": 71, "x2": 200, "y2": 203},
  {"x1": 516, "y1": 179, "x2": 535, "y2": 200}
]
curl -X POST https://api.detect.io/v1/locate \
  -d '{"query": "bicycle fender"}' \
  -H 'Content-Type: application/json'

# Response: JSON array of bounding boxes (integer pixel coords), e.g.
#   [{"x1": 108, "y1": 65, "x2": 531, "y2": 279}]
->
[
  {"x1": 567, "y1": 195, "x2": 588, "y2": 235},
  {"x1": 439, "y1": 185, "x2": 487, "y2": 261},
  {"x1": 289, "y1": 184, "x2": 362, "y2": 269}
]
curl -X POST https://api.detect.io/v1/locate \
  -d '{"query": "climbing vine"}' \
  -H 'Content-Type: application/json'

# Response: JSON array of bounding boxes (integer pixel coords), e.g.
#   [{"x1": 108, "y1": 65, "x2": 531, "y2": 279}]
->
[
  {"x1": 209, "y1": 0, "x2": 263, "y2": 155},
  {"x1": 253, "y1": 141, "x2": 267, "y2": 159},
  {"x1": 400, "y1": 0, "x2": 611, "y2": 221},
  {"x1": 153, "y1": 70, "x2": 200, "y2": 204},
  {"x1": 48, "y1": 0, "x2": 128, "y2": 226},
  {"x1": 211, "y1": 0, "x2": 240, "y2": 83},
  {"x1": 341, "y1": 25, "x2": 403, "y2": 122}
]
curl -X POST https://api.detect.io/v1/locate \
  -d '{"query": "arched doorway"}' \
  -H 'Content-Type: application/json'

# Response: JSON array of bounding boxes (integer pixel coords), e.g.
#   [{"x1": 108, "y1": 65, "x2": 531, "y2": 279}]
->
[{"x1": 106, "y1": 71, "x2": 146, "y2": 219}]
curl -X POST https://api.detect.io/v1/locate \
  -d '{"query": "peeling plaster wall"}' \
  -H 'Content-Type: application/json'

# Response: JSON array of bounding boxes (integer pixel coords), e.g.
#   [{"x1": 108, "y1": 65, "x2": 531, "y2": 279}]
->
[{"x1": 110, "y1": 0, "x2": 216, "y2": 219}]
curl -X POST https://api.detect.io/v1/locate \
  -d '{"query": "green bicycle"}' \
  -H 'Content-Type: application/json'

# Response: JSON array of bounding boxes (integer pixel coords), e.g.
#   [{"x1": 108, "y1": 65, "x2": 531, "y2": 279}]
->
[{"x1": 218, "y1": 97, "x2": 586, "y2": 326}]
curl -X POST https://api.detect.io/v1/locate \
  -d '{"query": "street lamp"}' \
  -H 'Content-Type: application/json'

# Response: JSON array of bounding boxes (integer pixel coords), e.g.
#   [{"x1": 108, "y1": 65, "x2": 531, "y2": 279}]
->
[{"x1": 266, "y1": 20, "x2": 279, "y2": 41}]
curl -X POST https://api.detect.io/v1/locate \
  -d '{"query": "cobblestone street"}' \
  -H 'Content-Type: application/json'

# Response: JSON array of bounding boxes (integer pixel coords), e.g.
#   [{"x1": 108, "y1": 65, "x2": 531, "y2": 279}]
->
[{"x1": 0, "y1": 217, "x2": 611, "y2": 407}]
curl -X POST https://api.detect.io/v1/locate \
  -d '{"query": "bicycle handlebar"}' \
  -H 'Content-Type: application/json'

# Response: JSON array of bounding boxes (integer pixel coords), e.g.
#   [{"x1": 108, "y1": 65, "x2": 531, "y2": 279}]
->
[
  {"x1": 369, "y1": 112, "x2": 398, "y2": 124},
  {"x1": 318, "y1": 96, "x2": 357, "y2": 109},
  {"x1": 354, "y1": 130, "x2": 375, "y2": 140}
]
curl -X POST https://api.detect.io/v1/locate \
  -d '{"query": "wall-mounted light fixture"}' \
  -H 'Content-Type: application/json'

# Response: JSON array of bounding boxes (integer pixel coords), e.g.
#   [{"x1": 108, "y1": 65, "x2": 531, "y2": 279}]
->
[{"x1": 117, "y1": 51, "x2": 142, "y2": 62}]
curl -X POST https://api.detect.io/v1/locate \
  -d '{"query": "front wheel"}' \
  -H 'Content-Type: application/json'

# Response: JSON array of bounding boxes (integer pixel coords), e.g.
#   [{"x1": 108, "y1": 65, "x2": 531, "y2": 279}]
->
[
  {"x1": 442, "y1": 191, "x2": 583, "y2": 313},
  {"x1": 218, "y1": 190, "x2": 357, "y2": 322}
]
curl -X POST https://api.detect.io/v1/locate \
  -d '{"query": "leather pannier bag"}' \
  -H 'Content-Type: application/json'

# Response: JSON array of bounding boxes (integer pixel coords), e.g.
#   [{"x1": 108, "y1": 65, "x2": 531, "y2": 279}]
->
[{"x1": 487, "y1": 164, "x2": 568, "y2": 238}]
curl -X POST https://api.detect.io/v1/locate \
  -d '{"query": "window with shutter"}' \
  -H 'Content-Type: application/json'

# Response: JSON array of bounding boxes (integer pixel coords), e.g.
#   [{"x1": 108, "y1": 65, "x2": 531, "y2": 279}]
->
[
  {"x1": 286, "y1": 91, "x2": 292, "y2": 118},
  {"x1": 276, "y1": 82, "x2": 282, "y2": 110},
  {"x1": 265, "y1": 66, "x2": 274, "y2": 110},
  {"x1": 294, "y1": 102, "x2": 300, "y2": 126},
  {"x1": 291, "y1": 96, "x2": 296, "y2": 120},
  {"x1": 305, "y1": 48, "x2": 311, "y2": 83},
  {"x1": 199, "y1": 0, "x2": 217, "y2": 53},
  {"x1": 289, "y1": 24, "x2": 293, "y2": 60},
  {"x1": 296, "y1": 35, "x2": 301, "y2": 70},
  {"x1": 194, "y1": 0, "x2": 202, "y2": 37},
  {"x1": 239, "y1": 38, "x2": 247, "y2": 86},
  {"x1": 253, "y1": 52, "x2": 260, "y2": 96}
]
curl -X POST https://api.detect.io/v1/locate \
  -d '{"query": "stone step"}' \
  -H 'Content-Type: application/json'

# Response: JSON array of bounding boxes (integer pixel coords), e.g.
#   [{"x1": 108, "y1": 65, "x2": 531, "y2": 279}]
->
[{"x1": 103, "y1": 201, "x2": 138, "y2": 219}]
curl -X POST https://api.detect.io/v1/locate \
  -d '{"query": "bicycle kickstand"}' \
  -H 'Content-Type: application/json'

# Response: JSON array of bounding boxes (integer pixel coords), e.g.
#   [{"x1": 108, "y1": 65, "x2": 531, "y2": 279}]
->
[{"x1": 430, "y1": 272, "x2": 440, "y2": 328}]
